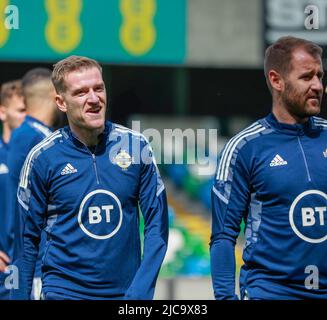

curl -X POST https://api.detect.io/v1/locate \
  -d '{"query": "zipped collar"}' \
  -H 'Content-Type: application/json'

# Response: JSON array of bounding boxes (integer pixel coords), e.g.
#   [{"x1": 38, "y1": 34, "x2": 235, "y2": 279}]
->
[
  {"x1": 63, "y1": 121, "x2": 112, "y2": 154},
  {"x1": 263, "y1": 113, "x2": 318, "y2": 136}
]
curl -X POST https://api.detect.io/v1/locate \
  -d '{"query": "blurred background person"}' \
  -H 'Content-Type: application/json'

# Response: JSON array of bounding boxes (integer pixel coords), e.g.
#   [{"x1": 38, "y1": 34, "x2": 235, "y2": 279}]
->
[
  {"x1": 6, "y1": 68, "x2": 58, "y2": 300},
  {"x1": 0, "y1": 79, "x2": 26, "y2": 299}
]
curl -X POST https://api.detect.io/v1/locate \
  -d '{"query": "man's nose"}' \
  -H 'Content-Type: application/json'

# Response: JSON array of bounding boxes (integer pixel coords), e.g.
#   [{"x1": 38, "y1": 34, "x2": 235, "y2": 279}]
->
[
  {"x1": 312, "y1": 76, "x2": 323, "y2": 92},
  {"x1": 87, "y1": 89, "x2": 100, "y2": 103}
]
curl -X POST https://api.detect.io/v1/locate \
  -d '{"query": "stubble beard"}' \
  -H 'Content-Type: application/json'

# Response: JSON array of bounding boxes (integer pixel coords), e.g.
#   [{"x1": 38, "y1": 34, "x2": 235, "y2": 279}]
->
[{"x1": 282, "y1": 81, "x2": 321, "y2": 120}]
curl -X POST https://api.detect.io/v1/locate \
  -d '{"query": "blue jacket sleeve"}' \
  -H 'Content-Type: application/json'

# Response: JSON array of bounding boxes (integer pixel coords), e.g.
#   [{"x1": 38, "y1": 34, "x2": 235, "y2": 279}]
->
[
  {"x1": 7, "y1": 133, "x2": 43, "y2": 188},
  {"x1": 124, "y1": 142, "x2": 169, "y2": 300},
  {"x1": 210, "y1": 146, "x2": 251, "y2": 300},
  {"x1": 10, "y1": 151, "x2": 48, "y2": 300},
  {"x1": 6, "y1": 134, "x2": 44, "y2": 260}
]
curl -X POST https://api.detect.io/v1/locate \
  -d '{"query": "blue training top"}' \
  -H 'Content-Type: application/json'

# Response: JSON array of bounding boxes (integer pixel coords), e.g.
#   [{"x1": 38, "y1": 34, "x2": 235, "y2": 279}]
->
[
  {"x1": 7, "y1": 115, "x2": 52, "y2": 277},
  {"x1": 0, "y1": 137, "x2": 10, "y2": 299},
  {"x1": 13, "y1": 121, "x2": 168, "y2": 300},
  {"x1": 211, "y1": 113, "x2": 327, "y2": 300}
]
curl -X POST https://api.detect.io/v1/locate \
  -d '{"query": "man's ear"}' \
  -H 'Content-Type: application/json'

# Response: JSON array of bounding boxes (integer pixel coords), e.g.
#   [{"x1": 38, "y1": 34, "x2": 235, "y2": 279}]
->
[
  {"x1": 268, "y1": 69, "x2": 284, "y2": 92},
  {"x1": 55, "y1": 94, "x2": 67, "y2": 113},
  {"x1": 0, "y1": 105, "x2": 6, "y2": 122}
]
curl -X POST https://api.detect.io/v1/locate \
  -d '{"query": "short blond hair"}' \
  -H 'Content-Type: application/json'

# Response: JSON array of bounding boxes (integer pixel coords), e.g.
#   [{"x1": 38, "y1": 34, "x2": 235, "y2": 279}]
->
[{"x1": 52, "y1": 55, "x2": 102, "y2": 94}]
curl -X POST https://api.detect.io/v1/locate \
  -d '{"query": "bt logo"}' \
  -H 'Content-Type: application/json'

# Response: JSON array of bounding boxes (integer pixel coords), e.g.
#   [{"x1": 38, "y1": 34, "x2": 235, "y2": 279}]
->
[
  {"x1": 78, "y1": 189, "x2": 123, "y2": 240},
  {"x1": 88, "y1": 205, "x2": 114, "y2": 224},
  {"x1": 301, "y1": 207, "x2": 326, "y2": 227},
  {"x1": 289, "y1": 190, "x2": 327, "y2": 243}
]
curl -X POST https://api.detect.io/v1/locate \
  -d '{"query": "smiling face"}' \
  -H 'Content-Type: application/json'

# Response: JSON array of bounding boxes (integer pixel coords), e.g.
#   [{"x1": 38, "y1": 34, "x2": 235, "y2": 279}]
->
[
  {"x1": 56, "y1": 67, "x2": 107, "y2": 136},
  {"x1": 280, "y1": 48, "x2": 324, "y2": 119}
]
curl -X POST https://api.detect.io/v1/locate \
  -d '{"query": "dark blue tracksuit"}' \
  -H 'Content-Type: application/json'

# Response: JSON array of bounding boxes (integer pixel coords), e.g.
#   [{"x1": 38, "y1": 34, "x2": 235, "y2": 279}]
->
[
  {"x1": 211, "y1": 114, "x2": 327, "y2": 299},
  {"x1": 0, "y1": 137, "x2": 9, "y2": 299},
  {"x1": 7, "y1": 116, "x2": 52, "y2": 299},
  {"x1": 13, "y1": 121, "x2": 168, "y2": 300}
]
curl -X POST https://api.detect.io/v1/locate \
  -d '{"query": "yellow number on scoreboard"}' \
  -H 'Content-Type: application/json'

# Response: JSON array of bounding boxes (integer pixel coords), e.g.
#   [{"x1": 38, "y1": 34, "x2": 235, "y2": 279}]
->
[
  {"x1": 119, "y1": 0, "x2": 156, "y2": 56},
  {"x1": 45, "y1": 0, "x2": 82, "y2": 54}
]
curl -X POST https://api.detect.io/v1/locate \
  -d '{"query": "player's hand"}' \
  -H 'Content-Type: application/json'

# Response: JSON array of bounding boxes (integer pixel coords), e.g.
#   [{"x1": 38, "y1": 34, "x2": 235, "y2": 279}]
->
[{"x1": 0, "y1": 251, "x2": 10, "y2": 272}]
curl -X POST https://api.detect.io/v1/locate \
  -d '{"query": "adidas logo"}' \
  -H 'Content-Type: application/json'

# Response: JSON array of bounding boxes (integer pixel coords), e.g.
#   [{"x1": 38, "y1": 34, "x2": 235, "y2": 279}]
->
[
  {"x1": 269, "y1": 154, "x2": 288, "y2": 167},
  {"x1": 0, "y1": 163, "x2": 9, "y2": 174},
  {"x1": 61, "y1": 163, "x2": 77, "y2": 175}
]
